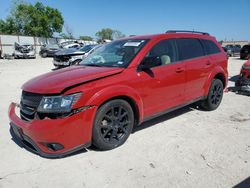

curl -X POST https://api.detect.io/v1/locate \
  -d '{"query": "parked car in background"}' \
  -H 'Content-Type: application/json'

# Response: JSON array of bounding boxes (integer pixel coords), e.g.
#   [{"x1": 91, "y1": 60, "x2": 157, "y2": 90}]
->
[
  {"x1": 13, "y1": 42, "x2": 36, "y2": 59},
  {"x1": 240, "y1": 45, "x2": 250, "y2": 59},
  {"x1": 235, "y1": 59, "x2": 250, "y2": 94},
  {"x1": 53, "y1": 44, "x2": 99, "y2": 68},
  {"x1": 59, "y1": 41, "x2": 82, "y2": 49},
  {"x1": 39, "y1": 44, "x2": 61, "y2": 57},
  {"x1": 225, "y1": 45, "x2": 241, "y2": 57},
  {"x1": 8, "y1": 30, "x2": 228, "y2": 157}
]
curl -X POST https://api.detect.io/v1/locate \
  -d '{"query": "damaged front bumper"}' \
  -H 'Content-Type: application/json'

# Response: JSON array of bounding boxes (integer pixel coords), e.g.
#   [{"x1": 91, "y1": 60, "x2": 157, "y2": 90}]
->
[{"x1": 8, "y1": 102, "x2": 97, "y2": 158}]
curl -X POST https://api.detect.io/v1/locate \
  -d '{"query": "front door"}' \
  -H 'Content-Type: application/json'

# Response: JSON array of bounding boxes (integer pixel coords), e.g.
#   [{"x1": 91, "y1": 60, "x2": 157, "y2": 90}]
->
[{"x1": 136, "y1": 39, "x2": 186, "y2": 118}]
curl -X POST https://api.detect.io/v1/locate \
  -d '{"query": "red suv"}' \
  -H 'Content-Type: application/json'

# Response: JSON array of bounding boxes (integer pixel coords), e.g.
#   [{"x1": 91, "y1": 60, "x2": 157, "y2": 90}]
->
[{"x1": 9, "y1": 30, "x2": 228, "y2": 158}]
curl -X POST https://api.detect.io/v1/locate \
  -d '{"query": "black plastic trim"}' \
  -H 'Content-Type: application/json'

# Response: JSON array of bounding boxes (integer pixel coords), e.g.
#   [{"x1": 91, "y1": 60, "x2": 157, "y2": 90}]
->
[{"x1": 141, "y1": 96, "x2": 206, "y2": 123}]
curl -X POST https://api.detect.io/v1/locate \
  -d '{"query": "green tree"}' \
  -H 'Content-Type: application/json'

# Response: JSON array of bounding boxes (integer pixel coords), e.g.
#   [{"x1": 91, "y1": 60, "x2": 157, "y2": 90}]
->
[
  {"x1": 95, "y1": 28, "x2": 114, "y2": 40},
  {"x1": 0, "y1": 1, "x2": 64, "y2": 37},
  {"x1": 95, "y1": 28, "x2": 125, "y2": 41},
  {"x1": 80, "y1": 35, "x2": 93, "y2": 41}
]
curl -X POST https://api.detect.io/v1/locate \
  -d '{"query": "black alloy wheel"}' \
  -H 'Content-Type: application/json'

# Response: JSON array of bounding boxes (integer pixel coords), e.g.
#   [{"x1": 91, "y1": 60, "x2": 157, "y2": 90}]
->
[
  {"x1": 92, "y1": 99, "x2": 134, "y2": 150},
  {"x1": 201, "y1": 79, "x2": 224, "y2": 111}
]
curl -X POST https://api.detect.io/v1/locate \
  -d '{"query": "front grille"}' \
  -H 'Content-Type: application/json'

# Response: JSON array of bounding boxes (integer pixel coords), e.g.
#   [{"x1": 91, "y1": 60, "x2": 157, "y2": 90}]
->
[
  {"x1": 21, "y1": 91, "x2": 43, "y2": 107},
  {"x1": 20, "y1": 91, "x2": 43, "y2": 121},
  {"x1": 54, "y1": 55, "x2": 70, "y2": 62}
]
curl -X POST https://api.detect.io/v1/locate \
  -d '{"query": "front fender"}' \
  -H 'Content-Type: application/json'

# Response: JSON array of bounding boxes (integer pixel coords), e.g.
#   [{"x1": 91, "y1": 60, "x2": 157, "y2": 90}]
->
[{"x1": 85, "y1": 85, "x2": 144, "y2": 122}]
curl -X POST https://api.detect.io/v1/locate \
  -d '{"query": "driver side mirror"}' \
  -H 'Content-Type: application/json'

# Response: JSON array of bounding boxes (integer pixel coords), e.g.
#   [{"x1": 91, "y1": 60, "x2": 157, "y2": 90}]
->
[{"x1": 138, "y1": 56, "x2": 160, "y2": 71}]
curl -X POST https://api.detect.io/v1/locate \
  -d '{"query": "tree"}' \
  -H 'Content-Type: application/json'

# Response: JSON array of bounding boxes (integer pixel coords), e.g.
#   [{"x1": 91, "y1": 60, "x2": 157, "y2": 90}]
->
[
  {"x1": 95, "y1": 28, "x2": 114, "y2": 40},
  {"x1": 112, "y1": 30, "x2": 125, "y2": 40},
  {"x1": 80, "y1": 35, "x2": 93, "y2": 41},
  {"x1": 0, "y1": 1, "x2": 64, "y2": 37},
  {"x1": 95, "y1": 28, "x2": 125, "y2": 41}
]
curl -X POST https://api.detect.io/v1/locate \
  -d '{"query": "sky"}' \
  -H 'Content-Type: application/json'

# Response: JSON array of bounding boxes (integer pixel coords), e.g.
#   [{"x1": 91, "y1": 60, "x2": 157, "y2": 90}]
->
[{"x1": 0, "y1": 0, "x2": 249, "y2": 41}]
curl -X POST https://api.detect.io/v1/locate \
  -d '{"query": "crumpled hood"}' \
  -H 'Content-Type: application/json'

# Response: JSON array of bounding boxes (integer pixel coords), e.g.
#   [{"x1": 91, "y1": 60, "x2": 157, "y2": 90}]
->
[
  {"x1": 55, "y1": 48, "x2": 84, "y2": 56},
  {"x1": 22, "y1": 66, "x2": 124, "y2": 94}
]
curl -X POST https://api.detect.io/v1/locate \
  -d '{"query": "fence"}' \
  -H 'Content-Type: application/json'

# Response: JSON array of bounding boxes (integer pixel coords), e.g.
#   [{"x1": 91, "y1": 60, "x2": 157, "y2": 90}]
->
[{"x1": 0, "y1": 34, "x2": 97, "y2": 55}]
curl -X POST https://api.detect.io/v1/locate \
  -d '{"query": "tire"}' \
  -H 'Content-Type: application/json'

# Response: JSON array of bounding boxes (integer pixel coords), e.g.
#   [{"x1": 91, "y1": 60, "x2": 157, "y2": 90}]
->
[
  {"x1": 200, "y1": 79, "x2": 224, "y2": 111},
  {"x1": 92, "y1": 99, "x2": 134, "y2": 150},
  {"x1": 41, "y1": 52, "x2": 47, "y2": 58}
]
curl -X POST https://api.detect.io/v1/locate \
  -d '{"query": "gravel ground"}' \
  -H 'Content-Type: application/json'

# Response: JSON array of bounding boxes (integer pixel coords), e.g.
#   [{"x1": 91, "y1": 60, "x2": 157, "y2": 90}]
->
[{"x1": 0, "y1": 57, "x2": 249, "y2": 188}]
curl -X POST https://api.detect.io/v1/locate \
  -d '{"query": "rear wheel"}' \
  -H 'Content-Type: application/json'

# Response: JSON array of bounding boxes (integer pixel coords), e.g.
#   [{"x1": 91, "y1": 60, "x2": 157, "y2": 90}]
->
[
  {"x1": 200, "y1": 79, "x2": 224, "y2": 111},
  {"x1": 92, "y1": 99, "x2": 134, "y2": 150}
]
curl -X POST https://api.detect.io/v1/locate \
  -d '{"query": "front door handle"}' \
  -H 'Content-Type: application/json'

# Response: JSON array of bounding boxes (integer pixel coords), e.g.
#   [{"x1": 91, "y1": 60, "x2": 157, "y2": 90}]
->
[{"x1": 175, "y1": 67, "x2": 184, "y2": 73}]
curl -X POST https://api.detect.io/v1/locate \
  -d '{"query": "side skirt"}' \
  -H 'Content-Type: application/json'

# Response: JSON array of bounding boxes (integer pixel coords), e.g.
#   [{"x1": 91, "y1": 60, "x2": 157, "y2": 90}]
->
[{"x1": 140, "y1": 96, "x2": 206, "y2": 124}]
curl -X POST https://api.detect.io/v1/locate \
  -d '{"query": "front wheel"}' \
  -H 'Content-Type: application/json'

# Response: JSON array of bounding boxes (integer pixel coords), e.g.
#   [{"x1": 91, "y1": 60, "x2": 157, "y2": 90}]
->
[
  {"x1": 200, "y1": 79, "x2": 224, "y2": 111},
  {"x1": 92, "y1": 99, "x2": 134, "y2": 150}
]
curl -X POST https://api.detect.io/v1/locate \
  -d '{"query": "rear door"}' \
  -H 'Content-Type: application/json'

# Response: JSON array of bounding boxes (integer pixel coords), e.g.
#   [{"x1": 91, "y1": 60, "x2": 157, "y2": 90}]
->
[
  {"x1": 136, "y1": 39, "x2": 186, "y2": 117},
  {"x1": 176, "y1": 38, "x2": 209, "y2": 101}
]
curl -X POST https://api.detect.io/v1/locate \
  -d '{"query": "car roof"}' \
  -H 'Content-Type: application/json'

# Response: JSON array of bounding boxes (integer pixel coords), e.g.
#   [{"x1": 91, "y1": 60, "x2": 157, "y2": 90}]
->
[{"x1": 124, "y1": 32, "x2": 215, "y2": 41}]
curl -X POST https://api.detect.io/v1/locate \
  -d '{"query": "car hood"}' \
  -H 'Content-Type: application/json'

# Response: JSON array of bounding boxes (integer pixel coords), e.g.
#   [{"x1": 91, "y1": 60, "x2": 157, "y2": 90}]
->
[
  {"x1": 22, "y1": 66, "x2": 124, "y2": 94},
  {"x1": 55, "y1": 48, "x2": 84, "y2": 56}
]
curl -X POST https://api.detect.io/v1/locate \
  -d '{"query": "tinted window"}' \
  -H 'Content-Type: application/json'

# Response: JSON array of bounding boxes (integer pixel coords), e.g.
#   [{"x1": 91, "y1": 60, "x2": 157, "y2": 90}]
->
[
  {"x1": 201, "y1": 39, "x2": 221, "y2": 55},
  {"x1": 242, "y1": 45, "x2": 250, "y2": 50},
  {"x1": 143, "y1": 39, "x2": 177, "y2": 68},
  {"x1": 176, "y1": 38, "x2": 204, "y2": 60}
]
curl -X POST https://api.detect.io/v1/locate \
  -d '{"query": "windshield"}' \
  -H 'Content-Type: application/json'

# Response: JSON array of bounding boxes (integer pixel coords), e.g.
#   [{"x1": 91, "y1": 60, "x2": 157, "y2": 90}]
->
[
  {"x1": 80, "y1": 39, "x2": 148, "y2": 68},
  {"x1": 79, "y1": 45, "x2": 95, "y2": 52}
]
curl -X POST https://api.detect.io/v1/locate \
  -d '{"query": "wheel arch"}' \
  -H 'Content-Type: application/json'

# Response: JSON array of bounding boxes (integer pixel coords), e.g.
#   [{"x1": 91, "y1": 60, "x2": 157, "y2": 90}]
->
[
  {"x1": 86, "y1": 85, "x2": 144, "y2": 126},
  {"x1": 98, "y1": 95, "x2": 140, "y2": 127},
  {"x1": 214, "y1": 72, "x2": 226, "y2": 88},
  {"x1": 204, "y1": 67, "x2": 227, "y2": 96}
]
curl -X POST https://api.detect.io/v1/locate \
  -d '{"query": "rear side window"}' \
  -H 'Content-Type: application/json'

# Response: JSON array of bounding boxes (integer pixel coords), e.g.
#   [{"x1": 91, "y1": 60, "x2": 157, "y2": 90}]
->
[
  {"x1": 176, "y1": 38, "x2": 204, "y2": 60},
  {"x1": 201, "y1": 39, "x2": 221, "y2": 55}
]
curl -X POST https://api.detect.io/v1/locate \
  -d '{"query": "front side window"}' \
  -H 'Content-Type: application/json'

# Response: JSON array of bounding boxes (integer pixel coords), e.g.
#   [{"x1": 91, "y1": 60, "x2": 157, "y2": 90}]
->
[
  {"x1": 176, "y1": 38, "x2": 204, "y2": 60},
  {"x1": 79, "y1": 45, "x2": 95, "y2": 52},
  {"x1": 141, "y1": 39, "x2": 177, "y2": 68},
  {"x1": 80, "y1": 39, "x2": 148, "y2": 68}
]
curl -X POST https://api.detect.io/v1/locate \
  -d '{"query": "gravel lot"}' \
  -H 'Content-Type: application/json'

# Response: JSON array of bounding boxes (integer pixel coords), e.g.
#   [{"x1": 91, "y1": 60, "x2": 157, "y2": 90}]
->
[{"x1": 0, "y1": 57, "x2": 249, "y2": 188}]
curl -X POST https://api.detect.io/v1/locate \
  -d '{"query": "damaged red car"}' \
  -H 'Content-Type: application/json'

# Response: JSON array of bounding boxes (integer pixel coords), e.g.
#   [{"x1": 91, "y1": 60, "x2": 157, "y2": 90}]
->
[
  {"x1": 9, "y1": 31, "x2": 228, "y2": 158},
  {"x1": 235, "y1": 59, "x2": 250, "y2": 94}
]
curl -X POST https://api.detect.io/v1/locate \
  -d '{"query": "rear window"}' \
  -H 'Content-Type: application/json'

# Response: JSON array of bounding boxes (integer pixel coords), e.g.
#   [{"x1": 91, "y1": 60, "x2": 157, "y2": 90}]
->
[
  {"x1": 201, "y1": 39, "x2": 221, "y2": 55},
  {"x1": 176, "y1": 38, "x2": 204, "y2": 60}
]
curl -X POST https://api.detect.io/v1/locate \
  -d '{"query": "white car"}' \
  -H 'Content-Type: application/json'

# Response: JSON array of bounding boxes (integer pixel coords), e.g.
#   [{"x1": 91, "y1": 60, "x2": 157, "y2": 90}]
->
[
  {"x1": 53, "y1": 45, "x2": 101, "y2": 68},
  {"x1": 13, "y1": 42, "x2": 36, "y2": 59}
]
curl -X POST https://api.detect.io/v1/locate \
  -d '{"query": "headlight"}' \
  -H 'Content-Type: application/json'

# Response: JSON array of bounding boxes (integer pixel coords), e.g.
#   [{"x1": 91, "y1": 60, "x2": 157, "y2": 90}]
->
[
  {"x1": 70, "y1": 55, "x2": 83, "y2": 62},
  {"x1": 242, "y1": 65, "x2": 250, "y2": 70},
  {"x1": 37, "y1": 93, "x2": 82, "y2": 113}
]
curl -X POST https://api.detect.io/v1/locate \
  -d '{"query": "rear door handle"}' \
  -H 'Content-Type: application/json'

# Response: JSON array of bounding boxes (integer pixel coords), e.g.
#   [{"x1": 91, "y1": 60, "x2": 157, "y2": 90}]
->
[{"x1": 175, "y1": 67, "x2": 184, "y2": 73}]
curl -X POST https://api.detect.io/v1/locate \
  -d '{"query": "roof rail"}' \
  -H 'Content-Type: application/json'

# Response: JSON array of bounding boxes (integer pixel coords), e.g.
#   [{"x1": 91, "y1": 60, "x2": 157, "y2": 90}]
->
[{"x1": 166, "y1": 30, "x2": 209, "y2": 35}]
